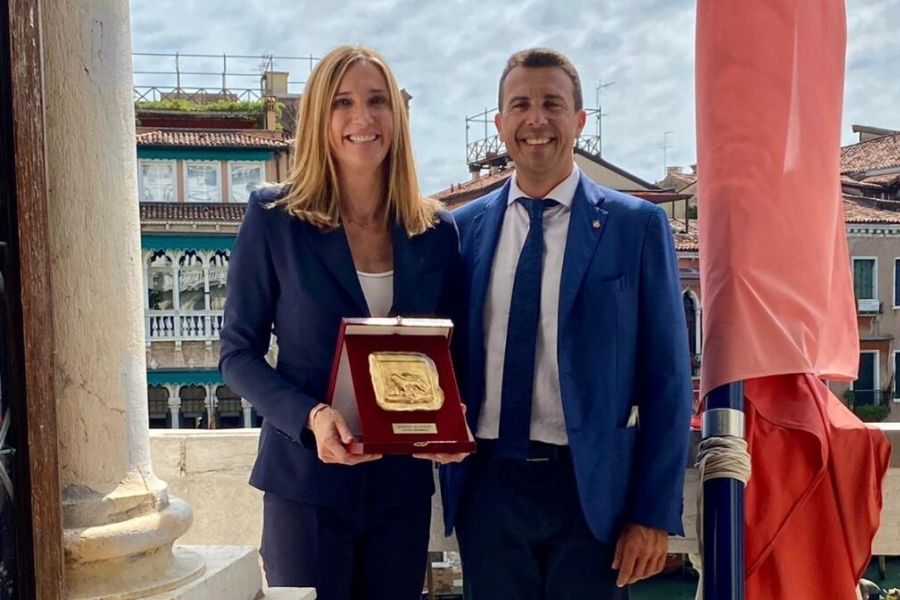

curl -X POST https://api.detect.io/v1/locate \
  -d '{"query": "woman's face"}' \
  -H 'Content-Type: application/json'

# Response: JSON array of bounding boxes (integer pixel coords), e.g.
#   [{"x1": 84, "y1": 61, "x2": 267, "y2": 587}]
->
[{"x1": 329, "y1": 61, "x2": 394, "y2": 176}]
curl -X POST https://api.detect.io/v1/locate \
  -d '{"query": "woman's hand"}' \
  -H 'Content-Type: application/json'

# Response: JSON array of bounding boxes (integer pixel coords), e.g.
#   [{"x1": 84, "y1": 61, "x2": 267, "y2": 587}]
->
[{"x1": 309, "y1": 404, "x2": 382, "y2": 465}]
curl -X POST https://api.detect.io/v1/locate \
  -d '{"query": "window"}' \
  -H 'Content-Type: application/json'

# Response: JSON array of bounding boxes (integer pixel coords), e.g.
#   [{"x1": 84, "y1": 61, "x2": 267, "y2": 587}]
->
[
  {"x1": 852, "y1": 257, "x2": 876, "y2": 300},
  {"x1": 179, "y1": 385, "x2": 208, "y2": 428},
  {"x1": 148, "y1": 385, "x2": 169, "y2": 429},
  {"x1": 178, "y1": 252, "x2": 205, "y2": 311},
  {"x1": 894, "y1": 352, "x2": 900, "y2": 399},
  {"x1": 138, "y1": 160, "x2": 176, "y2": 202},
  {"x1": 185, "y1": 161, "x2": 221, "y2": 202},
  {"x1": 682, "y1": 291, "x2": 700, "y2": 376},
  {"x1": 209, "y1": 251, "x2": 229, "y2": 310},
  {"x1": 147, "y1": 251, "x2": 175, "y2": 310},
  {"x1": 215, "y1": 385, "x2": 243, "y2": 428},
  {"x1": 894, "y1": 259, "x2": 900, "y2": 307},
  {"x1": 852, "y1": 351, "x2": 879, "y2": 406},
  {"x1": 229, "y1": 162, "x2": 265, "y2": 202}
]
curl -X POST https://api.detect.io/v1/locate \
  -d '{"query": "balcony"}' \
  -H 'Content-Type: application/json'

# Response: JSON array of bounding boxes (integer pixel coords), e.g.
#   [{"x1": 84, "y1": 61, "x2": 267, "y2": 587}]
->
[
  {"x1": 147, "y1": 309, "x2": 224, "y2": 342},
  {"x1": 149, "y1": 424, "x2": 900, "y2": 593},
  {"x1": 858, "y1": 298, "x2": 883, "y2": 314}
]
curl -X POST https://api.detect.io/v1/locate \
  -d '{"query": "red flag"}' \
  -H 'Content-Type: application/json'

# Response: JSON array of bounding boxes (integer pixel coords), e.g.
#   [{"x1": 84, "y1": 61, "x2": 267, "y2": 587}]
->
[{"x1": 696, "y1": 0, "x2": 891, "y2": 597}]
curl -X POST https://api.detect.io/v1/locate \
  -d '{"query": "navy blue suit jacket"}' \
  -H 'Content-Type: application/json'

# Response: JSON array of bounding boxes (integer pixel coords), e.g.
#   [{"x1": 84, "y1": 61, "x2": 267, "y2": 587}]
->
[
  {"x1": 440, "y1": 173, "x2": 692, "y2": 542},
  {"x1": 220, "y1": 187, "x2": 460, "y2": 509}
]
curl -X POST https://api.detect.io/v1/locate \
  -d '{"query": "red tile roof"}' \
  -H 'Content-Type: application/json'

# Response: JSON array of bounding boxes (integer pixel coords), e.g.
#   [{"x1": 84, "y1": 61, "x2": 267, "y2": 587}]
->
[
  {"x1": 432, "y1": 167, "x2": 687, "y2": 207},
  {"x1": 658, "y1": 171, "x2": 697, "y2": 192},
  {"x1": 671, "y1": 219, "x2": 699, "y2": 251},
  {"x1": 841, "y1": 174, "x2": 885, "y2": 190},
  {"x1": 841, "y1": 132, "x2": 900, "y2": 174},
  {"x1": 140, "y1": 202, "x2": 247, "y2": 223},
  {"x1": 136, "y1": 128, "x2": 291, "y2": 150},
  {"x1": 843, "y1": 195, "x2": 900, "y2": 224},
  {"x1": 431, "y1": 168, "x2": 513, "y2": 204},
  {"x1": 861, "y1": 173, "x2": 900, "y2": 186}
]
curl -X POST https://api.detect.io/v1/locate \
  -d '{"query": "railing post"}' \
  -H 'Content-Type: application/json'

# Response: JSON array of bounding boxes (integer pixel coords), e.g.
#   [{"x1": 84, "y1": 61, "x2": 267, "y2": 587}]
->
[{"x1": 702, "y1": 382, "x2": 745, "y2": 600}]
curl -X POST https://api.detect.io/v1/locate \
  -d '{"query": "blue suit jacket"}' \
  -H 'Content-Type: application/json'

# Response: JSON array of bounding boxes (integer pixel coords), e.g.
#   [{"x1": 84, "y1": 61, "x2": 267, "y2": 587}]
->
[
  {"x1": 440, "y1": 173, "x2": 692, "y2": 542},
  {"x1": 220, "y1": 187, "x2": 461, "y2": 509}
]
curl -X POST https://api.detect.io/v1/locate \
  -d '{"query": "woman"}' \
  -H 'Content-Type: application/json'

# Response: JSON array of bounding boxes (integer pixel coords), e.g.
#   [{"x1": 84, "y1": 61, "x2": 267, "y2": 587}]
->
[{"x1": 219, "y1": 46, "x2": 465, "y2": 599}]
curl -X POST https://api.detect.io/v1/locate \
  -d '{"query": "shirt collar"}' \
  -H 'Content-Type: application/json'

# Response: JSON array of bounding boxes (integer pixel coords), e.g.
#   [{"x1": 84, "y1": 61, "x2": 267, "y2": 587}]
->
[{"x1": 508, "y1": 164, "x2": 580, "y2": 209}]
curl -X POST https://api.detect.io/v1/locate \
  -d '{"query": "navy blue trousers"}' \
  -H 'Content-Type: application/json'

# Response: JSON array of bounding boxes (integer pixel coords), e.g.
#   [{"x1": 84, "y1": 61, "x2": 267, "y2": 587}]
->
[
  {"x1": 455, "y1": 446, "x2": 629, "y2": 600},
  {"x1": 260, "y1": 493, "x2": 431, "y2": 600}
]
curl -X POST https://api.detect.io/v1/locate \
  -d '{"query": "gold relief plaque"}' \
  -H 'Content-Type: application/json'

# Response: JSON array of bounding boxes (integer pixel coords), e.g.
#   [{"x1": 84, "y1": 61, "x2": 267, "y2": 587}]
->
[{"x1": 368, "y1": 352, "x2": 444, "y2": 411}]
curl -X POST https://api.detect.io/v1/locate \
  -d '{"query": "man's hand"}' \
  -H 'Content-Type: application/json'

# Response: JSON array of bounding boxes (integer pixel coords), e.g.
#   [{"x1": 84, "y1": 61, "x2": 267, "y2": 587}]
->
[
  {"x1": 612, "y1": 523, "x2": 668, "y2": 587},
  {"x1": 413, "y1": 402, "x2": 475, "y2": 464},
  {"x1": 412, "y1": 450, "x2": 470, "y2": 464},
  {"x1": 309, "y1": 405, "x2": 382, "y2": 465}
]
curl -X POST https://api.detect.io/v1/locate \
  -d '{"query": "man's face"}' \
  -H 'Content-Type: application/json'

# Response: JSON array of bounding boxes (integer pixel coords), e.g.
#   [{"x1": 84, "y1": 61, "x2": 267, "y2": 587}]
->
[{"x1": 495, "y1": 66, "x2": 586, "y2": 184}]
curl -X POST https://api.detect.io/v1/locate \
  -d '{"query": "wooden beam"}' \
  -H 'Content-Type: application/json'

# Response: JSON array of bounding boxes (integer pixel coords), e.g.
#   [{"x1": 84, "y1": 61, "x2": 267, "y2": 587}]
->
[{"x1": 3, "y1": 1, "x2": 65, "y2": 598}]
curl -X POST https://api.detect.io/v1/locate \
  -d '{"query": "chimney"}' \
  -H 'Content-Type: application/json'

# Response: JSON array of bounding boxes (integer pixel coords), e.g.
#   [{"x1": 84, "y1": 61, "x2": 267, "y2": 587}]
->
[
  {"x1": 262, "y1": 71, "x2": 290, "y2": 95},
  {"x1": 264, "y1": 96, "x2": 278, "y2": 130},
  {"x1": 400, "y1": 89, "x2": 412, "y2": 110},
  {"x1": 667, "y1": 166, "x2": 684, "y2": 175}
]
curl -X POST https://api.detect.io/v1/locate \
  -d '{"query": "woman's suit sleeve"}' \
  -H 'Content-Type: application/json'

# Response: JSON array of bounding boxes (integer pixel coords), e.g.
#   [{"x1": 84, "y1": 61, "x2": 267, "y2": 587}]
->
[{"x1": 219, "y1": 191, "x2": 318, "y2": 443}]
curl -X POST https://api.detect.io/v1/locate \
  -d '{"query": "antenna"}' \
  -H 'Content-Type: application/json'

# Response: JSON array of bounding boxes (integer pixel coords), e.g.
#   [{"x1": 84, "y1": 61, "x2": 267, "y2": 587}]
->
[
  {"x1": 595, "y1": 80, "x2": 615, "y2": 156},
  {"x1": 663, "y1": 131, "x2": 674, "y2": 177}
]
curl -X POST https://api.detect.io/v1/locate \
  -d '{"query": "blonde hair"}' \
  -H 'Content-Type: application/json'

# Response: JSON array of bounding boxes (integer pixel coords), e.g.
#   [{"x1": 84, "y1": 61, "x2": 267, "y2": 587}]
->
[{"x1": 274, "y1": 45, "x2": 438, "y2": 235}]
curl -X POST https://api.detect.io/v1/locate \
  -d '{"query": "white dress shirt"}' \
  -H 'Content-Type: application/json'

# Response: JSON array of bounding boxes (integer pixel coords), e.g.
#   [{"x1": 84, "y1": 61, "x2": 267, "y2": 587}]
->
[
  {"x1": 357, "y1": 270, "x2": 393, "y2": 318},
  {"x1": 476, "y1": 165, "x2": 580, "y2": 445}
]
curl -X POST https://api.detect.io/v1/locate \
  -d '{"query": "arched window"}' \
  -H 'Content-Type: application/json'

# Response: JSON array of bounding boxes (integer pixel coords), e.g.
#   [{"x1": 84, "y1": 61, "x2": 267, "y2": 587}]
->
[
  {"x1": 178, "y1": 384, "x2": 208, "y2": 428},
  {"x1": 215, "y1": 385, "x2": 243, "y2": 429},
  {"x1": 178, "y1": 251, "x2": 205, "y2": 311},
  {"x1": 147, "y1": 251, "x2": 174, "y2": 310},
  {"x1": 208, "y1": 251, "x2": 229, "y2": 311},
  {"x1": 147, "y1": 385, "x2": 169, "y2": 429}
]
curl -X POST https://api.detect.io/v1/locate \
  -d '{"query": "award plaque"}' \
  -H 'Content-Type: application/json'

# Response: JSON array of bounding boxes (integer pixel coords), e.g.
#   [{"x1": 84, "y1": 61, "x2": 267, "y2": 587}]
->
[{"x1": 325, "y1": 317, "x2": 474, "y2": 455}]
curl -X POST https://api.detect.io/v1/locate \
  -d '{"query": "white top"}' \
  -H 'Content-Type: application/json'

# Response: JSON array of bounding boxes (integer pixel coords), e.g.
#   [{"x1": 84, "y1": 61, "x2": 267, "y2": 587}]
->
[
  {"x1": 477, "y1": 165, "x2": 580, "y2": 446},
  {"x1": 357, "y1": 270, "x2": 394, "y2": 318}
]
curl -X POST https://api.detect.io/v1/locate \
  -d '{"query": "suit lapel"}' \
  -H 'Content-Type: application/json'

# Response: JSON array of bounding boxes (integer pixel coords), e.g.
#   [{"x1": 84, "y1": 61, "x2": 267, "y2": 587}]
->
[
  {"x1": 305, "y1": 223, "x2": 369, "y2": 316},
  {"x1": 469, "y1": 182, "x2": 510, "y2": 340},
  {"x1": 559, "y1": 175, "x2": 609, "y2": 326}
]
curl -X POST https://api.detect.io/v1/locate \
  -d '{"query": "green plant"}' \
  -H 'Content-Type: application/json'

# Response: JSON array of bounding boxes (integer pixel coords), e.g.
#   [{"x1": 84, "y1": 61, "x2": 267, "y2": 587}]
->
[
  {"x1": 842, "y1": 389, "x2": 855, "y2": 406},
  {"x1": 134, "y1": 98, "x2": 285, "y2": 129},
  {"x1": 135, "y1": 98, "x2": 263, "y2": 112},
  {"x1": 852, "y1": 404, "x2": 890, "y2": 422}
]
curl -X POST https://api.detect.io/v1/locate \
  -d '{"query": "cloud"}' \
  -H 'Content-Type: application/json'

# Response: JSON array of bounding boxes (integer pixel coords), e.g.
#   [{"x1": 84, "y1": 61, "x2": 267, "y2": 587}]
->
[{"x1": 130, "y1": 0, "x2": 900, "y2": 194}]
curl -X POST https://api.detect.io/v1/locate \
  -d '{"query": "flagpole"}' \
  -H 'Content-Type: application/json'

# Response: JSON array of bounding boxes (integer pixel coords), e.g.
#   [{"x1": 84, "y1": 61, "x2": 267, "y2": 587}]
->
[{"x1": 702, "y1": 382, "x2": 745, "y2": 600}]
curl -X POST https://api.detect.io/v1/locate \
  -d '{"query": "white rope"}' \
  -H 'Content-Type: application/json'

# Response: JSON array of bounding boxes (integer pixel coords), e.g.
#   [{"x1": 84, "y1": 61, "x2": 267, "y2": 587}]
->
[{"x1": 691, "y1": 435, "x2": 752, "y2": 600}]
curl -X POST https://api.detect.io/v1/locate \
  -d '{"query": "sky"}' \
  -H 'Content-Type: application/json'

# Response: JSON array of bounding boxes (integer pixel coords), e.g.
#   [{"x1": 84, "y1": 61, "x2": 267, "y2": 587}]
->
[{"x1": 130, "y1": 0, "x2": 900, "y2": 196}]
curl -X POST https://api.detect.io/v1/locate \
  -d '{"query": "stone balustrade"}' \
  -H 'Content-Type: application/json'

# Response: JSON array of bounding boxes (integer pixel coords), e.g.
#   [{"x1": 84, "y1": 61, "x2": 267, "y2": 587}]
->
[{"x1": 150, "y1": 424, "x2": 900, "y2": 556}]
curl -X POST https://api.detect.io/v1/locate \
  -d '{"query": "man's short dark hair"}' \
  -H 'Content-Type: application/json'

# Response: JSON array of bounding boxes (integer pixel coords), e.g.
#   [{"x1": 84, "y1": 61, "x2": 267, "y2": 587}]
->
[{"x1": 498, "y1": 48, "x2": 583, "y2": 111}]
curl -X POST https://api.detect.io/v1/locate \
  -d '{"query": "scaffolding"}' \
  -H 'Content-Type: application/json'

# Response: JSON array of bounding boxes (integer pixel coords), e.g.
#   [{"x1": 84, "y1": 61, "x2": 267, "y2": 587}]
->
[
  {"x1": 465, "y1": 107, "x2": 603, "y2": 171},
  {"x1": 132, "y1": 52, "x2": 319, "y2": 104}
]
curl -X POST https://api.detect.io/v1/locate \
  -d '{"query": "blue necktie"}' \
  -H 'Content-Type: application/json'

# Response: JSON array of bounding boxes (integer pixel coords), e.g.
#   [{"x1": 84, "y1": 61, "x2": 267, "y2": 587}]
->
[{"x1": 497, "y1": 197, "x2": 557, "y2": 458}]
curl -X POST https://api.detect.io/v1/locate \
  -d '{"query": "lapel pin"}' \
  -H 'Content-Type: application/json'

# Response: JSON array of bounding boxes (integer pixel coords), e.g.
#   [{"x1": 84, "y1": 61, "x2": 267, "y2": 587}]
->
[{"x1": 592, "y1": 220, "x2": 602, "y2": 229}]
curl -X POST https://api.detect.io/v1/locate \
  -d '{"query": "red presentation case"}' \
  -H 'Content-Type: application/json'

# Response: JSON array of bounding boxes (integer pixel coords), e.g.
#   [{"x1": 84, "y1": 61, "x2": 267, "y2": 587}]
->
[{"x1": 325, "y1": 317, "x2": 474, "y2": 455}]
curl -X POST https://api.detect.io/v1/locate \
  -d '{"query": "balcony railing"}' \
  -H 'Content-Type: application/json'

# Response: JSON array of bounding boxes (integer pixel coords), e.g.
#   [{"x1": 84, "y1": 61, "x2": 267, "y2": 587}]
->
[
  {"x1": 146, "y1": 310, "x2": 224, "y2": 341},
  {"x1": 849, "y1": 389, "x2": 892, "y2": 406},
  {"x1": 857, "y1": 298, "x2": 883, "y2": 314}
]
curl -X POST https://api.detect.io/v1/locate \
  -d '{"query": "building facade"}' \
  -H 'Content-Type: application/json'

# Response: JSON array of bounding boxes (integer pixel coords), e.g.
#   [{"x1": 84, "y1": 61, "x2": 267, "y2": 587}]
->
[{"x1": 137, "y1": 122, "x2": 291, "y2": 429}]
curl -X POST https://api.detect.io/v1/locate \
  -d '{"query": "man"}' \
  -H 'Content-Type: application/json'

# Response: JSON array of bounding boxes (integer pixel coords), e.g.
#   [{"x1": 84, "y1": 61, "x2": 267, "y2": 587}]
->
[{"x1": 440, "y1": 48, "x2": 692, "y2": 599}]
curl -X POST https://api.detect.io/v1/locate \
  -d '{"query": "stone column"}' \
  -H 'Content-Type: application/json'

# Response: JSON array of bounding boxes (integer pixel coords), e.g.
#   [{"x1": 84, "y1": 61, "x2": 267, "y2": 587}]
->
[
  {"x1": 241, "y1": 399, "x2": 254, "y2": 429},
  {"x1": 169, "y1": 394, "x2": 182, "y2": 430},
  {"x1": 41, "y1": 1, "x2": 204, "y2": 597},
  {"x1": 206, "y1": 384, "x2": 217, "y2": 429}
]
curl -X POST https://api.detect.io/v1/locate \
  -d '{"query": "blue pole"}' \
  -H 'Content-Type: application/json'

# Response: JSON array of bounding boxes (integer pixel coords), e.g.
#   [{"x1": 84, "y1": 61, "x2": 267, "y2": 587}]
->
[{"x1": 702, "y1": 381, "x2": 745, "y2": 600}]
